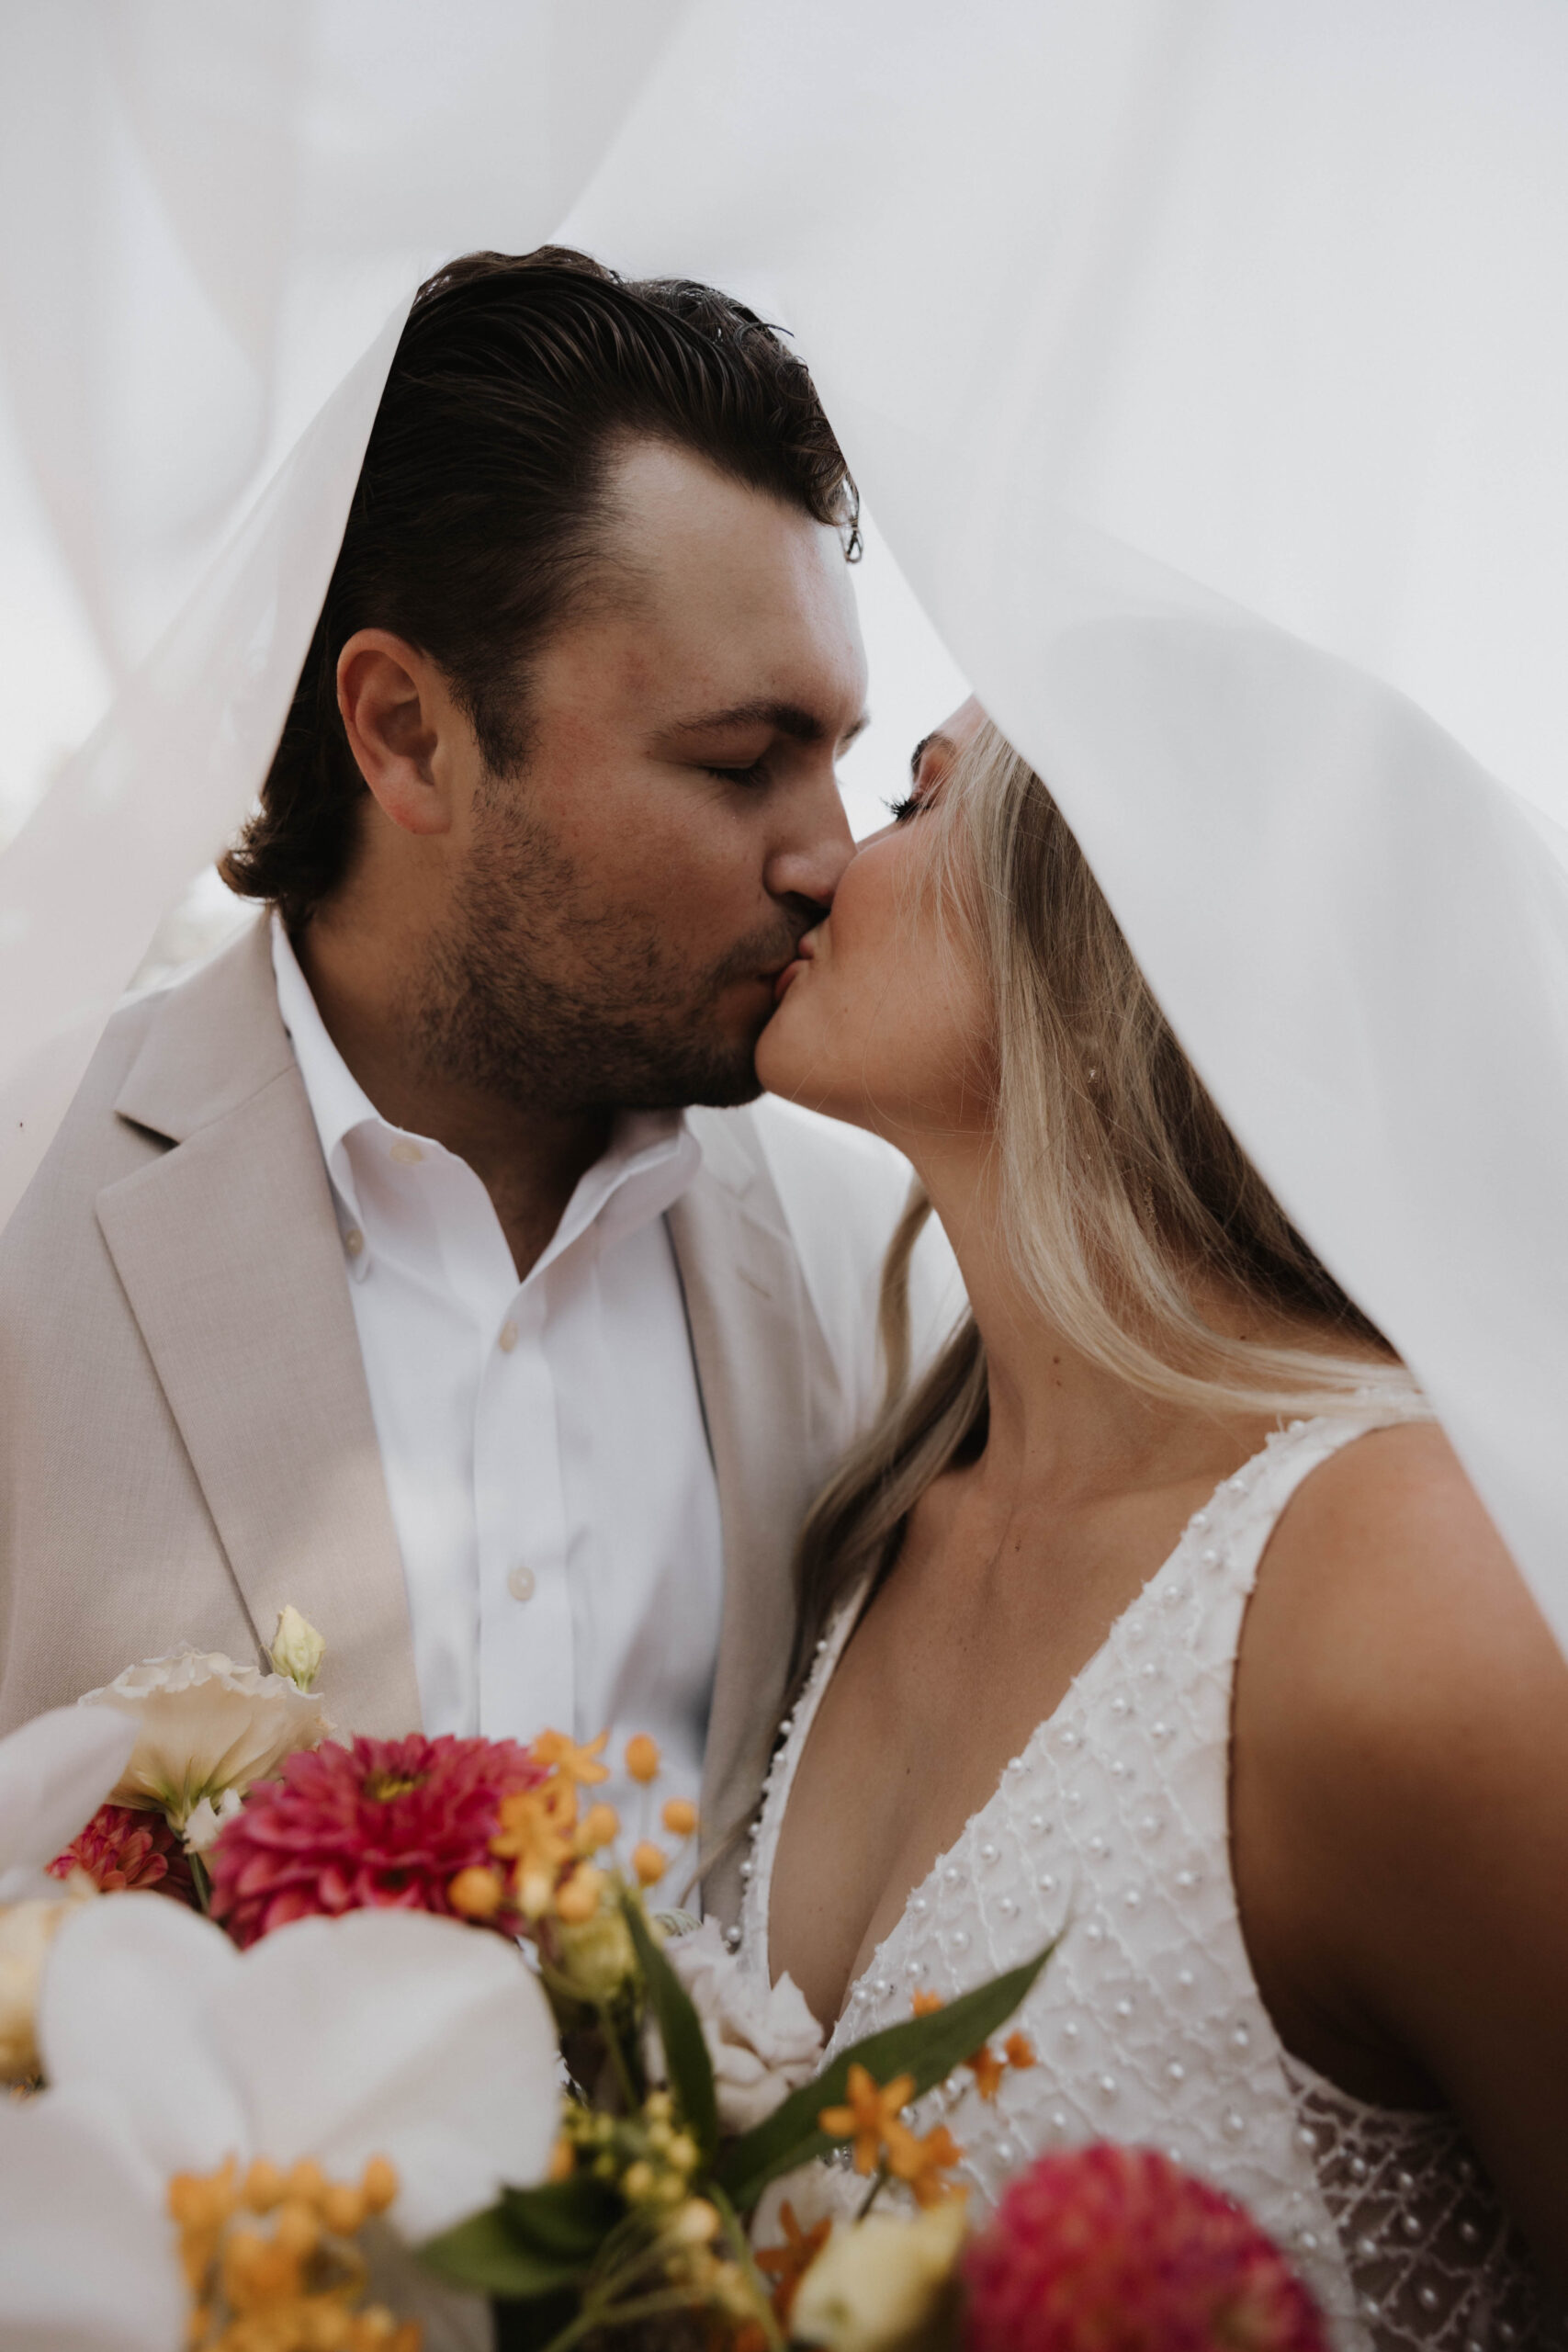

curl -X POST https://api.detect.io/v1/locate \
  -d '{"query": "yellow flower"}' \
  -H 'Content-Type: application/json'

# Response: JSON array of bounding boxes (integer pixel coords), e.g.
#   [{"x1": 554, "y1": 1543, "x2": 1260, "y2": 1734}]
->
[
  {"x1": 172, "y1": 2151, "x2": 416, "y2": 2352},
  {"x1": 625, "y1": 1734, "x2": 661, "y2": 1783},
  {"x1": 446, "y1": 1865, "x2": 504, "y2": 1920},
  {"x1": 491, "y1": 1785, "x2": 578, "y2": 1918},
  {"x1": 885, "y1": 2119, "x2": 964, "y2": 2209},
  {"x1": 791, "y1": 2196, "x2": 968, "y2": 2352},
  {"x1": 967, "y1": 2043, "x2": 1006, "y2": 2101},
  {"x1": 756, "y1": 2199, "x2": 833, "y2": 2328},
  {"x1": 533, "y1": 1729, "x2": 610, "y2": 1799},
  {"x1": 1003, "y1": 2030, "x2": 1036, "y2": 2073},
  {"x1": 578, "y1": 1803, "x2": 620, "y2": 1852},
  {"x1": 909, "y1": 1989, "x2": 942, "y2": 2018},
  {"x1": 818, "y1": 2064, "x2": 916, "y2": 2177},
  {"x1": 631, "y1": 1840, "x2": 668, "y2": 1888},
  {"x1": 554, "y1": 1865, "x2": 605, "y2": 1925},
  {"x1": 661, "y1": 1796, "x2": 698, "y2": 1838}
]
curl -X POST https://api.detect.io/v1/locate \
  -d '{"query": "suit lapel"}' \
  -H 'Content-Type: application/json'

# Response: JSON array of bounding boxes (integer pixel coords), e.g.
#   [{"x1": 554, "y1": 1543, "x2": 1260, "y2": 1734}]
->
[
  {"x1": 96, "y1": 922, "x2": 420, "y2": 1736},
  {"x1": 672, "y1": 1110, "x2": 847, "y2": 1907}
]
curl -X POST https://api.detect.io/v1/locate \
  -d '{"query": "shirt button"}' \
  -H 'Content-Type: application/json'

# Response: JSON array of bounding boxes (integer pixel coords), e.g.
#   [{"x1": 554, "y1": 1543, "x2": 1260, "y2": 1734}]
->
[
  {"x1": 344, "y1": 1227, "x2": 365, "y2": 1258},
  {"x1": 507, "y1": 1562, "x2": 536, "y2": 1603},
  {"x1": 388, "y1": 1137, "x2": 423, "y2": 1165},
  {"x1": 498, "y1": 1320, "x2": 519, "y2": 1353}
]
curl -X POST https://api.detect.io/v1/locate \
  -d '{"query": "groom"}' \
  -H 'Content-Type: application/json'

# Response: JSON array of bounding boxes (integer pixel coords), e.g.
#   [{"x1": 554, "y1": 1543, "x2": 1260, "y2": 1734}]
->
[{"x1": 0, "y1": 249, "x2": 937, "y2": 1884}]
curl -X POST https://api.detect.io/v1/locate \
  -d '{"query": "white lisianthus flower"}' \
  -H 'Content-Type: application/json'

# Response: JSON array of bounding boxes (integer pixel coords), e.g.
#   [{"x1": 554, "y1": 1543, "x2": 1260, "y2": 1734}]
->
[
  {"x1": 79, "y1": 1645, "x2": 331, "y2": 1830},
  {"x1": 0, "y1": 1894, "x2": 561, "y2": 2350},
  {"x1": 663, "y1": 1917, "x2": 825, "y2": 2132},
  {"x1": 181, "y1": 1787, "x2": 245, "y2": 1854},
  {"x1": 0, "y1": 1703, "x2": 134, "y2": 2081},
  {"x1": 269, "y1": 1603, "x2": 327, "y2": 1692},
  {"x1": 791, "y1": 2198, "x2": 969, "y2": 2352}
]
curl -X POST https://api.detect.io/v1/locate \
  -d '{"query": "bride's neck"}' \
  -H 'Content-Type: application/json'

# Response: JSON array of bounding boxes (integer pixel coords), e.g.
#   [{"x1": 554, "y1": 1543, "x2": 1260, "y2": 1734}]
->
[{"x1": 913, "y1": 1141, "x2": 1304, "y2": 1506}]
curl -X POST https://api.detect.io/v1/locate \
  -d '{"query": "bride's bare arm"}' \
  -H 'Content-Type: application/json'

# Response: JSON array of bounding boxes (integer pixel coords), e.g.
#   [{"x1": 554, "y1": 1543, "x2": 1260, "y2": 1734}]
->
[{"x1": 1231, "y1": 1419, "x2": 1568, "y2": 2282}]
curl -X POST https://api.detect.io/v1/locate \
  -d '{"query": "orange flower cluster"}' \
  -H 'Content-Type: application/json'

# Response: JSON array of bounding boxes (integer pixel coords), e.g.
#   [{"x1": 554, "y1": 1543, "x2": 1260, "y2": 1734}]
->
[
  {"x1": 170, "y1": 2152, "x2": 418, "y2": 2352},
  {"x1": 908, "y1": 1994, "x2": 1037, "y2": 2102},
  {"x1": 749, "y1": 2199, "x2": 833, "y2": 2336},
  {"x1": 818, "y1": 2063, "x2": 965, "y2": 2208},
  {"x1": 450, "y1": 1729, "x2": 701, "y2": 1924}
]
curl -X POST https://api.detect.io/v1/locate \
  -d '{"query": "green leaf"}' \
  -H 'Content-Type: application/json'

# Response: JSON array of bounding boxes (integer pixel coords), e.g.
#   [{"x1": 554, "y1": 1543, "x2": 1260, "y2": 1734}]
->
[
  {"x1": 716, "y1": 1940, "x2": 1055, "y2": 2211},
  {"x1": 622, "y1": 1891, "x2": 719, "y2": 2163},
  {"x1": 420, "y1": 2177, "x2": 622, "y2": 2297},
  {"x1": 420, "y1": 2207, "x2": 584, "y2": 2299}
]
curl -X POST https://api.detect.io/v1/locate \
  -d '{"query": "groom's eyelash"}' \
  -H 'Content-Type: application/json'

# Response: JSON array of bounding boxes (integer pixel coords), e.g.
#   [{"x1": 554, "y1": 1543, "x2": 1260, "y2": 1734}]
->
[{"x1": 705, "y1": 761, "x2": 770, "y2": 787}]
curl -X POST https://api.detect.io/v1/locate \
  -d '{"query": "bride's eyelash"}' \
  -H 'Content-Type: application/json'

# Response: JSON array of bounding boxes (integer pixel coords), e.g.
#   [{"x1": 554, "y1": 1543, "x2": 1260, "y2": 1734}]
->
[{"x1": 885, "y1": 792, "x2": 920, "y2": 822}]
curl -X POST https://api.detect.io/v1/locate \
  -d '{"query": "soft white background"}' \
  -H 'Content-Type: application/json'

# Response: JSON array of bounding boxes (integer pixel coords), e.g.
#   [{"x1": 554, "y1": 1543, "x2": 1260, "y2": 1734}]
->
[{"x1": 2, "y1": 2, "x2": 1566, "y2": 1657}]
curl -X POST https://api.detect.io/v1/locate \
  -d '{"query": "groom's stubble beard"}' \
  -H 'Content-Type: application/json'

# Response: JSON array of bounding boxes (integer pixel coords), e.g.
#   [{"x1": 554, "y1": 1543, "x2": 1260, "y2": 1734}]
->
[{"x1": 407, "y1": 775, "x2": 798, "y2": 1115}]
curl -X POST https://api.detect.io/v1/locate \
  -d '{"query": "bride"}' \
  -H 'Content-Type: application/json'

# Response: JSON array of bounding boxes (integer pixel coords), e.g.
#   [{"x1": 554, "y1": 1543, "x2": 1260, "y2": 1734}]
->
[{"x1": 743, "y1": 702, "x2": 1567, "y2": 2343}]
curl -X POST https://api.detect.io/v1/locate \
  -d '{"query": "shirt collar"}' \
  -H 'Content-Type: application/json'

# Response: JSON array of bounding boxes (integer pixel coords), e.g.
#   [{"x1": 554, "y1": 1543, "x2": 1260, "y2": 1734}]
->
[
  {"x1": 271, "y1": 911, "x2": 702, "y2": 1272},
  {"x1": 271, "y1": 913, "x2": 379, "y2": 1228}
]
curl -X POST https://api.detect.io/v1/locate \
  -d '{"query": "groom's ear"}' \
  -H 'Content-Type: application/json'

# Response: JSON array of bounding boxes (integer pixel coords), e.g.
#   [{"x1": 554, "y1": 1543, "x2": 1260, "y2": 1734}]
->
[{"x1": 336, "y1": 629, "x2": 461, "y2": 839}]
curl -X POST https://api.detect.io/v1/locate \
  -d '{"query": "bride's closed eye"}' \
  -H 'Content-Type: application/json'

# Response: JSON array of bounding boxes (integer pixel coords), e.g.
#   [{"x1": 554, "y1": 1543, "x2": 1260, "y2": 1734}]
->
[{"x1": 884, "y1": 791, "x2": 922, "y2": 823}]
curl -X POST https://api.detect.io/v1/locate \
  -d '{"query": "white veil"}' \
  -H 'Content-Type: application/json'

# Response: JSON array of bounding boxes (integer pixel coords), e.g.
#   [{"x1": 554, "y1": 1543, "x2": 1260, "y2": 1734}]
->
[{"x1": 3, "y1": 1, "x2": 1567, "y2": 1646}]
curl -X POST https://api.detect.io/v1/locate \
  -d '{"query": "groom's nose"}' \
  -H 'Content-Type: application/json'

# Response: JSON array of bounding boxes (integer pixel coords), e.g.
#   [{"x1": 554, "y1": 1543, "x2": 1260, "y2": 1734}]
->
[{"x1": 763, "y1": 766, "x2": 856, "y2": 912}]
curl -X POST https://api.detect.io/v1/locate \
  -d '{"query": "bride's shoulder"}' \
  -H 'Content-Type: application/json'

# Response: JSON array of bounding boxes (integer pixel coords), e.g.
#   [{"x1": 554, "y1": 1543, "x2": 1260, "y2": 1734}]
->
[{"x1": 1236, "y1": 1415, "x2": 1566, "y2": 1848}]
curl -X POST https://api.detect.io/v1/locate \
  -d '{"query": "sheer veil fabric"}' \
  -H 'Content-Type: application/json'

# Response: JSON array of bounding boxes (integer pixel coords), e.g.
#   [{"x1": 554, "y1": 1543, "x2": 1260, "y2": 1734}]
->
[{"x1": 4, "y1": 4, "x2": 1568, "y2": 1655}]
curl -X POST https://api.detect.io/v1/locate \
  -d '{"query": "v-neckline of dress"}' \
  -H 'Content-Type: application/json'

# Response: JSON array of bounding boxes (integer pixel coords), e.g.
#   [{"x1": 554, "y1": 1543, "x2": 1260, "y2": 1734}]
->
[{"x1": 756, "y1": 1420, "x2": 1314, "y2": 2035}]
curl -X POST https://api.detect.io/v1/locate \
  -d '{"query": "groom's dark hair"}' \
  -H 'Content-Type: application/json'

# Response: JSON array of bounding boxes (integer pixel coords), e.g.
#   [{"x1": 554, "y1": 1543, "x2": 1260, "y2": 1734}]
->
[{"x1": 221, "y1": 246, "x2": 860, "y2": 928}]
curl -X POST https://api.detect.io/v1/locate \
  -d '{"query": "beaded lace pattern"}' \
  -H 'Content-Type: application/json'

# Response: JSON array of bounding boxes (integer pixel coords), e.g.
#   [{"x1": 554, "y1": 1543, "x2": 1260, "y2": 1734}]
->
[{"x1": 738, "y1": 1411, "x2": 1555, "y2": 2351}]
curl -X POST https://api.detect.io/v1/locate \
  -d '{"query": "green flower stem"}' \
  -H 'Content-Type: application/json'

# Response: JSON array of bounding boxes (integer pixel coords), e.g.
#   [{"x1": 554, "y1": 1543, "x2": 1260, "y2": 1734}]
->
[
  {"x1": 711, "y1": 2180, "x2": 785, "y2": 2352},
  {"x1": 537, "y1": 2284, "x2": 709, "y2": 2352},
  {"x1": 855, "y1": 2163, "x2": 890, "y2": 2222},
  {"x1": 186, "y1": 1849, "x2": 213, "y2": 1916}
]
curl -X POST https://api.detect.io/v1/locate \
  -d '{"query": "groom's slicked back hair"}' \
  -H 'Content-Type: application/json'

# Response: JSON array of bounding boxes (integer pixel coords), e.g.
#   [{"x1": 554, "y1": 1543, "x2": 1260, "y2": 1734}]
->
[{"x1": 221, "y1": 246, "x2": 861, "y2": 927}]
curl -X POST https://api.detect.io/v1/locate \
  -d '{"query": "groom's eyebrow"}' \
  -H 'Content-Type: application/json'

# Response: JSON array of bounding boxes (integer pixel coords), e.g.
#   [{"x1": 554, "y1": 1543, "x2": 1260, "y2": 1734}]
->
[{"x1": 664, "y1": 700, "x2": 870, "y2": 749}]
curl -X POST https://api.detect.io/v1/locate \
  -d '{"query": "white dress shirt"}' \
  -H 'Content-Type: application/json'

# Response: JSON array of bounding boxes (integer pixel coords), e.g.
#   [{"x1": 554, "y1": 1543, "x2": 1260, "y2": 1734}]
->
[{"x1": 271, "y1": 916, "x2": 724, "y2": 1816}]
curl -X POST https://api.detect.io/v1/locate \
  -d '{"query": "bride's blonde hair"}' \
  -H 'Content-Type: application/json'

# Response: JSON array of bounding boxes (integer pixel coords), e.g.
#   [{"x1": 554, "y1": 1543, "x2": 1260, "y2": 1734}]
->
[{"x1": 791, "y1": 718, "x2": 1419, "y2": 1675}]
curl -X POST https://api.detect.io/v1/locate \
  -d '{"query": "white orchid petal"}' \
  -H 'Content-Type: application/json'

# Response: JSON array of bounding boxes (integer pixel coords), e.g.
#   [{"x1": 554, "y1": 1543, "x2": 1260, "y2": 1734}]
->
[
  {"x1": 0, "y1": 1706, "x2": 136, "y2": 1884},
  {"x1": 0, "y1": 2083, "x2": 180, "y2": 2351},
  {"x1": 38, "y1": 1894, "x2": 247, "y2": 2178},
  {"x1": 226, "y1": 1911, "x2": 559, "y2": 2238}
]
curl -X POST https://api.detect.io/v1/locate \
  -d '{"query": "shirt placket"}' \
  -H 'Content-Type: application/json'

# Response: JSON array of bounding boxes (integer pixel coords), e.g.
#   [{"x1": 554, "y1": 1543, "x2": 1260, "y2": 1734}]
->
[{"x1": 474, "y1": 1263, "x2": 574, "y2": 1742}]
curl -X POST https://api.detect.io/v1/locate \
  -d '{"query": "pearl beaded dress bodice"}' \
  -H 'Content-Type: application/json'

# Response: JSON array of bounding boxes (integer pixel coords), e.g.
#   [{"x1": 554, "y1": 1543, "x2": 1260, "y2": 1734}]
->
[{"x1": 739, "y1": 1411, "x2": 1554, "y2": 2350}]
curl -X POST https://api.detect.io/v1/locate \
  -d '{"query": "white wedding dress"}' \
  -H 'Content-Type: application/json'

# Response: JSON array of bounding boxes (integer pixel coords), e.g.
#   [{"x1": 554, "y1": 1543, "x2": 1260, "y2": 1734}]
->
[{"x1": 738, "y1": 1409, "x2": 1557, "y2": 2350}]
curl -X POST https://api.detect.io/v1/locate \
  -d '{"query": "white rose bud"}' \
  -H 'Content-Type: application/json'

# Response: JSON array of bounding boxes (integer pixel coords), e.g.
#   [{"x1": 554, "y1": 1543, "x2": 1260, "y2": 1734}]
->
[
  {"x1": 269, "y1": 1605, "x2": 327, "y2": 1692},
  {"x1": 791, "y1": 2199, "x2": 968, "y2": 2352}
]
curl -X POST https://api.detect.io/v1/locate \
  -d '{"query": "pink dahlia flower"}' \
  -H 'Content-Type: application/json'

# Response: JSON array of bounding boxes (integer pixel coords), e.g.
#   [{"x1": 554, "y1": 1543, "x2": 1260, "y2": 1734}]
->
[
  {"x1": 962, "y1": 2143, "x2": 1328, "y2": 2352},
  {"x1": 207, "y1": 1732, "x2": 547, "y2": 1947},
  {"x1": 49, "y1": 1801, "x2": 197, "y2": 1905}
]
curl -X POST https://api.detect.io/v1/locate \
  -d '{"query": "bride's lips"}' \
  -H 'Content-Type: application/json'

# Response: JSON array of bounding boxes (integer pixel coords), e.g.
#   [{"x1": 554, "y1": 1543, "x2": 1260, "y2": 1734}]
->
[{"x1": 773, "y1": 931, "x2": 818, "y2": 1004}]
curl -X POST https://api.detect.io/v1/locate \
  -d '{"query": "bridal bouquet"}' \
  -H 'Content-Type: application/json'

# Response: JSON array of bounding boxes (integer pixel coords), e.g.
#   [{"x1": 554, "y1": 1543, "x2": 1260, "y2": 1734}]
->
[{"x1": 0, "y1": 1615, "x2": 1327, "y2": 2352}]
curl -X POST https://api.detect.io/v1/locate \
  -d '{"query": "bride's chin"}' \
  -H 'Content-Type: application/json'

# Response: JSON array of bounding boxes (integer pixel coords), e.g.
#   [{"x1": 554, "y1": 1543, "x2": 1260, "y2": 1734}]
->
[{"x1": 755, "y1": 1009, "x2": 825, "y2": 1106}]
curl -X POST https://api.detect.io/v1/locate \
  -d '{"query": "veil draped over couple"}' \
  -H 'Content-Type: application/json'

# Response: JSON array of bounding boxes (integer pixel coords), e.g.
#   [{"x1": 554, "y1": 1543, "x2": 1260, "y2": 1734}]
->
[{"x1": 1, "y1": 250, "x2": 1563, "y2": 2343}]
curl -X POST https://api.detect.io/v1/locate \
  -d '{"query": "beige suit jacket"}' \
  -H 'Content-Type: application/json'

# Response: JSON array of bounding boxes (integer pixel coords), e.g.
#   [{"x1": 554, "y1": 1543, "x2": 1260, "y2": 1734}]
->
[{"x1": 0, "y1": 918, "x2": 910, "y2": 1919}]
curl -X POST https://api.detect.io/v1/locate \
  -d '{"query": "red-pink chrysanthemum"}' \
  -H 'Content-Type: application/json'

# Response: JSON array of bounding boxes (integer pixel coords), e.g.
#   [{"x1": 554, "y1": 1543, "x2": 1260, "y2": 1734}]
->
[
  {"x1": 49, "y1": 1802, "x2": 197, "y2": 1906},
  {"x1": 207, "y1": 1732, "x2": 547, "y2": 1948},
  {"x1": 962, "y1": 2144, "x2": 1328, "y2": 2352}
]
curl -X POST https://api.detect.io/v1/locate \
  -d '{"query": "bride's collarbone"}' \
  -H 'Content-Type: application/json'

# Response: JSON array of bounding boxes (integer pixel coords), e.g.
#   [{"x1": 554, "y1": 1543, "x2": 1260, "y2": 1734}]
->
[{"x1": 770, "y1": 1459, "x2": 1233, "y2": 2026}]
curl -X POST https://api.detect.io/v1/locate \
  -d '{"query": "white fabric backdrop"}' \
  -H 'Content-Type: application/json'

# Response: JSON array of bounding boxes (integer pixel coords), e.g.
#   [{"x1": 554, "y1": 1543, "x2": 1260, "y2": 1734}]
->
[{"x1": 2, "y1": 1, "x2": 1567, "y2": 1650}]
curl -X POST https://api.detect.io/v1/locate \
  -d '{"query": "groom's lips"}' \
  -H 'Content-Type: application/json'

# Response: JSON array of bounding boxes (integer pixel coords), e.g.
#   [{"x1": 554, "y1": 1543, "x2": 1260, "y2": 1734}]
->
[{"x1": 772, "y1": 940, "x2": 815, "y2": 1003}]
